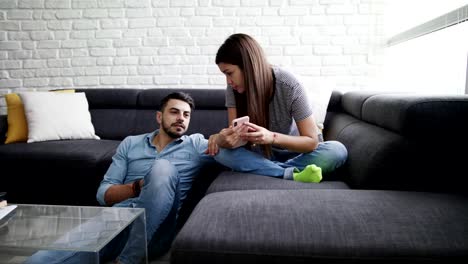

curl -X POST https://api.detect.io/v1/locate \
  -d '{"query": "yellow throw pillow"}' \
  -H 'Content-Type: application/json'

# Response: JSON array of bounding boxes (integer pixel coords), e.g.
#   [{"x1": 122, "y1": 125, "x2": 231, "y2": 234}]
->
[
  {"x1": 4, "y1": 89, "x2": 75, "y2": 144},
  {"x1": 4, "y1": 93, "x2": 27, "y2": 144}
]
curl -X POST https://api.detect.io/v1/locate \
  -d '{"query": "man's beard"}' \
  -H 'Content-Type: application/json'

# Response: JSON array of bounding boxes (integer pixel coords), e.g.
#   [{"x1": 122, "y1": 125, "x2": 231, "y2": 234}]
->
[{"x1": 161, "y1": 118, "x2": 186, "y2": 139}]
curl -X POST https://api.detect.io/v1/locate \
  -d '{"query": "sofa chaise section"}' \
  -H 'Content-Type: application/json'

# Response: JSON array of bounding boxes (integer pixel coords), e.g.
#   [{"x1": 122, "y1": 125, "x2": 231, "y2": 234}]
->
[{"x1": 173, "y1": 189, "x2": 468, "y2": 264}]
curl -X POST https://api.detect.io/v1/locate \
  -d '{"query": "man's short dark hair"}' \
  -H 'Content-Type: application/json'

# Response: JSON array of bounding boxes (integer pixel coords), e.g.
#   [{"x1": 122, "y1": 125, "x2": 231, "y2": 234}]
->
[{"x1": 160, "y1": 92, "x2": 195, "y2": 112}]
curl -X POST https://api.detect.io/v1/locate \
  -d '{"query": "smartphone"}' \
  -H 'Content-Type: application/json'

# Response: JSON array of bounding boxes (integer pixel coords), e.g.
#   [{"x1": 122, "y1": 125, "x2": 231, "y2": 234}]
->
[
  {"x1": 232, "y1": 116, "x2": 249, "y2": 132},
  {"x1": 231, "y1": 116, "x2": 249, "y2": 147}
]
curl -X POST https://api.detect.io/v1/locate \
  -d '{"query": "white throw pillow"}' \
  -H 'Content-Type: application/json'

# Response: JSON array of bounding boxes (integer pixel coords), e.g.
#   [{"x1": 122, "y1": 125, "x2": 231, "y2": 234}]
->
[
  {"x1": 301, "y1": 77, "x2": 334, "y2": 132},
  {"x1": 19, "y1": 92, "x2": 100, "y2": 143},
  {"x1": 281, "y1": 67, "x2": 333, "y2": 132}
]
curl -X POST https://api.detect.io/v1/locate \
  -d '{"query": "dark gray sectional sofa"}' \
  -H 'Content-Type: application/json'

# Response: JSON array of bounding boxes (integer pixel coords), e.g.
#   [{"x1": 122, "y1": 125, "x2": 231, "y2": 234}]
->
[{"x1": 1, "y1": 89, "x2": 467, "y2": 263}]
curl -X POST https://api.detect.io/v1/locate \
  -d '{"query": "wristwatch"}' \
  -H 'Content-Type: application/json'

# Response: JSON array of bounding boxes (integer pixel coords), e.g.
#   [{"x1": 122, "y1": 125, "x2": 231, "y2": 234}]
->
[{"x1": 132, "y1": 180, "x2": 141, "y2": 197}]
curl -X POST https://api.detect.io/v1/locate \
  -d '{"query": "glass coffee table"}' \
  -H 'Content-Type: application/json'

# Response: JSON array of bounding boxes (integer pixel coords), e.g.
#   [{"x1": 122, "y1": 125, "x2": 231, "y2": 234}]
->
[{"x1": 0, "y1": 204, "x2": 146, "y2": 264}]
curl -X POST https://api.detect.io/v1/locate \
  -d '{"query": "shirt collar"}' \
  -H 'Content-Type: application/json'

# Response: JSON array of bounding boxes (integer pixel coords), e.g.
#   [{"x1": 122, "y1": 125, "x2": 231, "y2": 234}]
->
[{"x1": 145, "y1": 130, "x2": 185, "y2": 148}]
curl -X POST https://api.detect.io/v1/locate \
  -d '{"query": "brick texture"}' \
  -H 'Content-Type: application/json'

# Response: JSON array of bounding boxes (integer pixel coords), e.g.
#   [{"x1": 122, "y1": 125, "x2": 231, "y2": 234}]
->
[{"x1": 0, "y1": 0, "x2": 385, "y2": 114}]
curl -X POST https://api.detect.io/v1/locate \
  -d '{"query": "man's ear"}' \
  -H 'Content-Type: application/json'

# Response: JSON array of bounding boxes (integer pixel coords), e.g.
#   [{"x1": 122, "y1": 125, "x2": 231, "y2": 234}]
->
[{"x1": 156, "y1": 111, "x2": 162, "y2": 125}]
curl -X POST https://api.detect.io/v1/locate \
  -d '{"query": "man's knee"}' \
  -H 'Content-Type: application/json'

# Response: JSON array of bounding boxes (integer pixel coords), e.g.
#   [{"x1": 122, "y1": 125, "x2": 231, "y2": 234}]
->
[{"x1": 145, "y1": 159, "x2": 179, "y2": 187}]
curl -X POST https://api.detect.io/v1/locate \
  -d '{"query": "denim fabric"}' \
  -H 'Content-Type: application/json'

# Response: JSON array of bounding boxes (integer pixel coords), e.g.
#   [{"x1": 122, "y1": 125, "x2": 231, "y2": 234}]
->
[
  {"x1": 118, "y1": 159, "x2": 180, "y2": 264},
  {"x1": 214, "y1": 141, "x2": 348, "y2": 180},
  {"x1": 276, "y1": 140, "x2": 348, "y2": 179}
]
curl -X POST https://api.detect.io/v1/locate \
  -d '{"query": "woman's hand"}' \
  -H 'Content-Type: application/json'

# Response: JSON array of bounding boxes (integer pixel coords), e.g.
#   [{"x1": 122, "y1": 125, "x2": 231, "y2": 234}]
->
[
  {"x1": 241, "y1": 116, "x2": 318, "y2": 152},
  {"x1": 241, "y1": 122, "x2": 275, "y2": 145}
]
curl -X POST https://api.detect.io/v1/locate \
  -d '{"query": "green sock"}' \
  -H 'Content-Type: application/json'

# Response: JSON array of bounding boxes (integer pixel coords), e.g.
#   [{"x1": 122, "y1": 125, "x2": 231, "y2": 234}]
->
[{"x1": 293, "y1": 164, "x2": 322, "y2": 183}]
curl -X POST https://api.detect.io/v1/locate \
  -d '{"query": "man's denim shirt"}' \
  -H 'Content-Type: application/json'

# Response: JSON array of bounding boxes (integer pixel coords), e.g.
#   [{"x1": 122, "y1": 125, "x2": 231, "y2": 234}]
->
[{"x1": 96, "y1": 130, "x2": 214, "y2": 206}]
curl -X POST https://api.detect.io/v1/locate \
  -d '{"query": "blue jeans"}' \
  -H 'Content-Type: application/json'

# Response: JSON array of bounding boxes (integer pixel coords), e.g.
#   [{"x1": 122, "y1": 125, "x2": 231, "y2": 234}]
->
[
  {"x1": 214, "y1": 141, "x2": 347, "y2": 180},
  {"x1": 26, "y1": 159, "x2": 181, "y2": 264}
]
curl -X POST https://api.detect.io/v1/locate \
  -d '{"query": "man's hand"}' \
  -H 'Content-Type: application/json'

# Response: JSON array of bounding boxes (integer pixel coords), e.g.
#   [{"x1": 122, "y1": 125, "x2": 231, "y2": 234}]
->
[
  {"x1": 138, "y1": 179, "x2": 144, "y2": 188},
  {"x1": 217, "y1": 126, "x2": 247, "y2": 148},
  {"x1": 205, "y1": 133, "x2": 220, "y2": 156},
  {"x1": 104, "y1": 179, "x2": 144, "y2": 206}
]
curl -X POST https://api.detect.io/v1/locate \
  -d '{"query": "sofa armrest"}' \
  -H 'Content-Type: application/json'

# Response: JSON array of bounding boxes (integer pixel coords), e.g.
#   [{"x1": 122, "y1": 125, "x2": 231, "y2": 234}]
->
[
  {"x1": 0, "y1": 115, "x2": 6, "y2": 145},
  {"x1": 324, "y1": 91, "x2": 468, "y2": 193},
  {"x1": 326, "y1": 90, "x2": 343, "y2": 113}
]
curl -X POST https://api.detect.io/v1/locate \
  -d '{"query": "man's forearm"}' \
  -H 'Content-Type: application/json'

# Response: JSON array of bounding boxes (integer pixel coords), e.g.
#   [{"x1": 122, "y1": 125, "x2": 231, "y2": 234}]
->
[{"x1": 104, "y1": 183, "x2": 134, "y2": 206}]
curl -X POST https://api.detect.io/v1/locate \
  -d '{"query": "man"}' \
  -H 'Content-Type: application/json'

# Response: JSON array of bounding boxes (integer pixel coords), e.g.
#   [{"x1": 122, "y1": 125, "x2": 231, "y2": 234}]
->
[{"x1": 96, "y1": 92, "x2": 214, "y2": 263}]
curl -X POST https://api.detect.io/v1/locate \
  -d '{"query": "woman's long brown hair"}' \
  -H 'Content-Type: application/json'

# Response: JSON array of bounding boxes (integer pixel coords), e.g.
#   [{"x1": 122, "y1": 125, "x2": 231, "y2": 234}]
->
[{"x1": 216, "y1": 33, "x2": 274, "y2": 158}]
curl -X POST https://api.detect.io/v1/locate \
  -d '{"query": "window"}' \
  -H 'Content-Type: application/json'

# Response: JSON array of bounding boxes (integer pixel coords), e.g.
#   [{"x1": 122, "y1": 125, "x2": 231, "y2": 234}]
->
[{"x1": 382, "y1": 1, "x2": 468, "y2": 94}]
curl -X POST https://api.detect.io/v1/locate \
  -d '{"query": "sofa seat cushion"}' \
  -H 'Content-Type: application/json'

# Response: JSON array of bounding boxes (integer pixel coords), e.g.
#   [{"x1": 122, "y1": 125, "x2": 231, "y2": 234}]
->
[
  {"x1": 0, "y1": 139, "x2": 120, "y2": 205},
  {"x1": 172, "y1": 189, "x2": 468, "y2": 263},
  {"x1": 206, "y1": 171, "x2": 349, "y2": 194},
  {"x1": 0, "y1": 139, "x2": 118, "y2": 164}
]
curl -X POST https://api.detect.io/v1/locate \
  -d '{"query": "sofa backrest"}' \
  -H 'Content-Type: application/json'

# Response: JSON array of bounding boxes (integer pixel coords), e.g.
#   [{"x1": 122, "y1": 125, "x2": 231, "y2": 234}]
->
[
  {"x1": 0, "y1": 115, "x2": 6, "y2": 144},
  {"x1": 324, "y1": 91, "x2": 468, "y2": 194},
  {"x1": 76, "y1": 88, "x2": 228, "y2": 140}
]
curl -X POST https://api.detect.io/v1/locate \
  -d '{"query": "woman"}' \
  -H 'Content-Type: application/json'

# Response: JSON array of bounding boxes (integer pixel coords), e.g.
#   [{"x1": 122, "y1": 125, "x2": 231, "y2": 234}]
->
[{"x1": 208, "y1": 33, "x2": 347, "y2": 183}]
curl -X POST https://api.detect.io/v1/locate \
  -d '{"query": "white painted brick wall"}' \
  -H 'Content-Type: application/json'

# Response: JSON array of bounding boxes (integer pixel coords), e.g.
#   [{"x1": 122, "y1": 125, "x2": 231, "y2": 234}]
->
[{"x1": 0, "y1": 0, "x2": 385, "y2": 115}]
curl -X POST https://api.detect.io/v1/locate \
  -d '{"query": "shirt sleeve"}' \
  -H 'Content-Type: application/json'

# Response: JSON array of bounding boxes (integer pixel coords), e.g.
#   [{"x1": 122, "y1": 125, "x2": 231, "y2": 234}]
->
[
  {"x1": 290, "y1": 79, "x2": 313, "y2": 122},
  {"x1": 96, "y1": 137, "x2": 130, "y2": 205},
  {"x1": 225, "y1": 85, "x2": 236, "y2": 108},
  {"x1": 190, "y1": 133, "x2": 215, "y2": 165}
]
